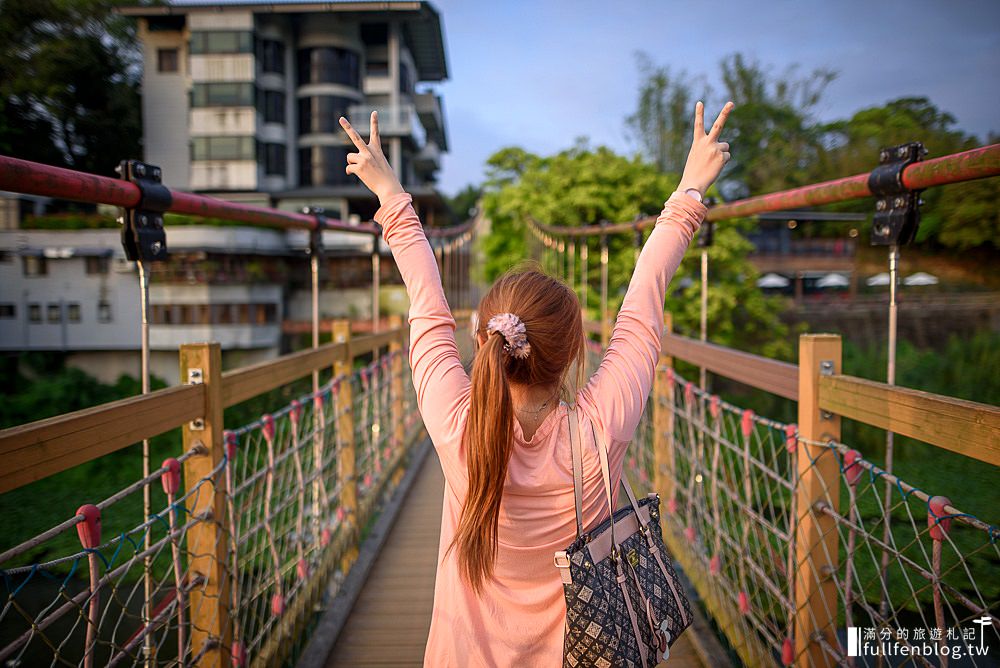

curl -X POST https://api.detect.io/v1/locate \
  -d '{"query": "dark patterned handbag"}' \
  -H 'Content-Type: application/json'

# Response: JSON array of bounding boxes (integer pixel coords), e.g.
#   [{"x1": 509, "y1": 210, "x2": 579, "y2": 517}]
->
[{"x1": 554, "y1": 407, "x2": 692, "y2": 668}]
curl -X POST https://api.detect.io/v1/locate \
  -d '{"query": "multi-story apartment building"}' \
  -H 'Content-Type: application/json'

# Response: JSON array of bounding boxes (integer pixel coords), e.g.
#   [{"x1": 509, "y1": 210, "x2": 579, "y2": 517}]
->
[
  {"x1": 122, "y1": 0, "x2": 449, "y2": 223},
  {"x1": 0, "y1": 1, "x2": 451, "y2": 385}
]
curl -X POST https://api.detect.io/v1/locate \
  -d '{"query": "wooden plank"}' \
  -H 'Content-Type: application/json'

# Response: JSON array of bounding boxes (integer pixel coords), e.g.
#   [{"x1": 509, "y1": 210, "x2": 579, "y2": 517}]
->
[
  {"x1": 220, "y1": 327, "x2": 406, "y2": 407},
  {"x1": 351, "y1": 329, "x2": 398, "y2": 358},
  {"x1": 661, "y1": 332, "x2": 799, "y2": 400},
  {"x1": 794, "y1": 335, "x2": 841, "y2": 668},
  {"x1": 819, "y1": 374, "x2": 1000, "y2": 465},
  {"x1": 221, "y1": 340, "x2": 346, "y2": 407},
  {"x1": 0, "y1": 384, "x2": 204, "y2": 494}
]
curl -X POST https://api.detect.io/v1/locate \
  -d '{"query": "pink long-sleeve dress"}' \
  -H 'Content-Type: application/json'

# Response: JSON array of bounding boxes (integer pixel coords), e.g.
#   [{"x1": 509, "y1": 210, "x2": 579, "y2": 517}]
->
[{"x1": 374, "y1": 190, "x2": 706, "y2": 667}]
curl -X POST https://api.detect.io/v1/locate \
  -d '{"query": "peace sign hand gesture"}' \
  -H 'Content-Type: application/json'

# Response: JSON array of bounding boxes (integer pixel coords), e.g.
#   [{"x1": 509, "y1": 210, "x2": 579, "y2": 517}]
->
[
  {"x1": 340, "y1": 111, "x2": 405, "y2": 205},
  {"x1": 677, "y1": 101, "x2": 735, "y2": 197}
]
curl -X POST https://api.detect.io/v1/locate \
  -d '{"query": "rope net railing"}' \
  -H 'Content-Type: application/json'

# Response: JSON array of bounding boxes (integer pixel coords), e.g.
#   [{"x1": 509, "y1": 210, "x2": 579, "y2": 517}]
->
[
  {"x1": 609, "y1": 353, "x2": 999, "y2": 667},
  {"x1": 0, "y1": 346, "x2": 421, "y2": 668}
]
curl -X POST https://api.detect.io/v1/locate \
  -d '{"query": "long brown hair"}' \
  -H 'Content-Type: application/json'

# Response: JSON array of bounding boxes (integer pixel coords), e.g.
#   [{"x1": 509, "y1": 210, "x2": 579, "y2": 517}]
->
[{"x1": 446, "y1": 265, "x2": 585, "y2": 593}]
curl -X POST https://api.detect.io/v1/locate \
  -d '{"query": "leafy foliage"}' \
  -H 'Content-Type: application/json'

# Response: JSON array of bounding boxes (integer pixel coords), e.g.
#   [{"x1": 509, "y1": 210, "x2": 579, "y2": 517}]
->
[
  {"x1": 628, "y1": 52, "x2": 998, "y2": 252},
  {"x1": 0, "y1": 0, "x2": 141, "y2": 177},
  {"x1": 479, "y1": 141, "x2": 792, "y2": 357}
]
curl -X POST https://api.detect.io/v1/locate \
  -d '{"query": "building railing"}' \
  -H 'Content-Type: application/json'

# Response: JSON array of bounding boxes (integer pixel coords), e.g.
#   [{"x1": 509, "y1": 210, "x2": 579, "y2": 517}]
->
[{"x1": 346, "y1": 102, "x2": 426, "y2": 145}]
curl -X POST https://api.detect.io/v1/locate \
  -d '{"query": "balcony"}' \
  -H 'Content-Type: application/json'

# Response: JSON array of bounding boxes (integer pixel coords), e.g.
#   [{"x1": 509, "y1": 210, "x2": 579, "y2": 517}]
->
[
  {"x1": 414, "y1": 141, "x2": 441, "y2": 171},
  {"x1": 414, "y1": 92, "x2": 447, "y2": 150},
  {"x1": 346, "y1": 103, "x2": 425, "y2": 145}
]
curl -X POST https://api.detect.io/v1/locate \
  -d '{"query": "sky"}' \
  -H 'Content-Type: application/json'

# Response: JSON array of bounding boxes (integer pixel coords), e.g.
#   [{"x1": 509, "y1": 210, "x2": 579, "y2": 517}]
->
[{"x1": 424, "y1": 0, "x2": 1000, "y2": 196}]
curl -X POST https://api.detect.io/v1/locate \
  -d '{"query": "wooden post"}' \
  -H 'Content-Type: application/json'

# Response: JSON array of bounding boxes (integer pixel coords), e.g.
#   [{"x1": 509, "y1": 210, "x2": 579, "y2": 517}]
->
[
  {"x1": 600, "y1": 231, "x2": 609, "y2": 348},
  {"x1": 653, "y1": 312, "x2": 675, "y2": 537},
  {"x1": 179, "y1": 343, "x2": 231, "y2": 668},
  {"x1": 794, "y1": 334, "x2": 842, "y2": 668},
  {"x1": 332, "y1": 320, "x2": 359, "y2": 571},
  {"x1": 388, "y1": 314, "x2": 405, "y2": 487}
]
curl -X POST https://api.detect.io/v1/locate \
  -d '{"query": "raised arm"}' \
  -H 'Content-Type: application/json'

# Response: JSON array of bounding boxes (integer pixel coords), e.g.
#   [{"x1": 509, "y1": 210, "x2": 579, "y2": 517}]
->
[
  {"x1": 339, "y1": 113, "x2": 471, "y2": 457},
  {"x1": 581, "y1": 101, "x2": 733, "y2": 446}
]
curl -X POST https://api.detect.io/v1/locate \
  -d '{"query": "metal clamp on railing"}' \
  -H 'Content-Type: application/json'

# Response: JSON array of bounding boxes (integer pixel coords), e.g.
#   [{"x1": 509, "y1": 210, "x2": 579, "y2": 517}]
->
[
  {"x1": 868, "y1": 142, "x2": 927, "y2": 245},
  {"x1": 302, "y1": 206, "x2": 326, "y2": 260},
  {"x1": 117, "y1": 160, "x2": 171, "y2": 261}
]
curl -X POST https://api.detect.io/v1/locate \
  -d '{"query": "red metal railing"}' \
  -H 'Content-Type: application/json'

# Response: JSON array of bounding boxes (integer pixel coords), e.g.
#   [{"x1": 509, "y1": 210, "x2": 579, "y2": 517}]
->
[
  {"x1": 0, "y1": 154, "x2": 474, "y2": 237},
  {"x1": 529, "y1": 143, "x2": 1000, "y2": 236}
]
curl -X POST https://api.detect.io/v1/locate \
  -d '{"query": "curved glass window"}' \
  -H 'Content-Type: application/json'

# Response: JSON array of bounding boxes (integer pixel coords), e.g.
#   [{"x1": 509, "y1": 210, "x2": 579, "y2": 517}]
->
[
  {"x1": 298, "y1": 146, "x2": 355, "y2": 186},
  {"x1": 298, "y1": 95, "x2": 354, "y2": 134},
  {"x1": 297, "y1": 47, "x2": 360, "y2": 88},
  {"x1": 258, "y1": 39, "x2": 285, "y2": 75}
]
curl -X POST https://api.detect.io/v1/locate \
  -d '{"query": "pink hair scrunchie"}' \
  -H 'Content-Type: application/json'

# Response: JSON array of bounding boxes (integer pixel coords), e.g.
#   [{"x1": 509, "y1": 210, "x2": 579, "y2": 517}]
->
[{"x1": 486, "y1": 312, "x2": 531, "y2": 359}]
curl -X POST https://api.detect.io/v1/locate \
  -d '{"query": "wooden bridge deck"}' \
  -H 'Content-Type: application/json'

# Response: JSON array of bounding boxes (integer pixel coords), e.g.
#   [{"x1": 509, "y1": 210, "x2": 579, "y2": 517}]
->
[{"x1": 324, "y1": 449, "x2": 704, "y2": 667}]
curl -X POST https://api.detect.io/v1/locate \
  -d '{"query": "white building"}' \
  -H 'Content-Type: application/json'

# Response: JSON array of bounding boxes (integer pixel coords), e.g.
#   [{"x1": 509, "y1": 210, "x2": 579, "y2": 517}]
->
[
  {"x1": 0, "y1": 226, "x2": 403, "y2": 384},
  {"x1": 121, "y1": 0, "x2": 450, "y2": 223}
]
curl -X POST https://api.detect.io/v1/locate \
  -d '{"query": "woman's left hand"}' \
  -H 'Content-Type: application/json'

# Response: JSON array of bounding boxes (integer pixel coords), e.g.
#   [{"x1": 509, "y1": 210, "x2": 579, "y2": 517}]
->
[{"x1": 339, "y1": 111, "x2": 405, "y2": 205}]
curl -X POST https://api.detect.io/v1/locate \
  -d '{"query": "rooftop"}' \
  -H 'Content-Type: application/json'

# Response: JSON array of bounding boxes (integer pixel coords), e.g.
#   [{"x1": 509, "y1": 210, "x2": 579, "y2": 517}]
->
[{"x1": 120, "y1": 0, "x2": 449, "y2": 81}]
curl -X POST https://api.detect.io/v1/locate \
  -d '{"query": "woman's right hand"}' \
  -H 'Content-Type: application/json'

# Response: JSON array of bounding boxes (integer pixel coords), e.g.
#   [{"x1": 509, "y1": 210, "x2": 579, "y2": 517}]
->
[{"x1": 677, "y1": 101, "x2": 734, "y2": 196}]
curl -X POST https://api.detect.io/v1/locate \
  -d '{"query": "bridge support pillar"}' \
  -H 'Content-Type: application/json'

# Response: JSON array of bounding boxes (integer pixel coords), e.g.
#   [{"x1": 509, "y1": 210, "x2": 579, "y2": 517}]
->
[
  {"x1": 653, "y1": 312, "x2": 675, "y2": 524},
  {"x1": 389, "y1": 314, "x2": 406, "y2": 488},
  {"x1": 794, "y1": 334, "x2": 842, "y2": 668},
  {"x1": 333, "y1": 320, "x2": 360, "y2": 572},
  {"x1": 179, "y1": 342, "x2": 231, "y2": 668}
]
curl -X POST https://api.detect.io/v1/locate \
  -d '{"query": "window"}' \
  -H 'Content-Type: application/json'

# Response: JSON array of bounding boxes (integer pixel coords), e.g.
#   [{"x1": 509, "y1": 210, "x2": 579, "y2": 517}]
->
[
  {"x1": 67, "y1": 303, "x2": 81, "y2": 323},
  {"x1": 260, "y1": 143, "x2": 286, "y2": 176},
  {"x1": 261, "y1": 90, "x2": 285, "y2": 124},
  {"x1": 297, "y1": 47, "x2": 360, "y2": 88},
  {"x1": 298, "y1": 95, "x2": 354, "y2": 134},
  {"x1": 192, "y1": 136, "x2": 256, "y2": 161},
  {"x1": 23, "y1": 256, "x2": 47, "y2": 276},
  {"x1": 366, "y1": 61, "x2": 389, "y2": 77},
  {"x1": 215, "y1": 304, "x2": 234, "y2": 324},
  {"x1": 86, "y1": 256, "x2": 109, "y2": 274},
  {"x1": 298, "y1": 146, "x2": 353, "y2": 186},
  {"x1": 191, "y1": 82, "x2": 255, "y2": 108},
  {"x1": 98, "y1": 301, "x2": 112, "y2": 323},
  {"x1": 28, "y1": 304, "x2": 42, "y2": 323},
  {"x1": 0, "y1": 304, "x2": 15, "y2": 318},
  {"x1": 47, "y1": 303, "x2": 61, "y2": 323},
  {"x1": 190, "y1": 31, "x2": 252, "y2": 55},
  {"x1": 258, "y1": 39, "x2": 285, "y2": 74},
  {"x1": 157, "y1": 48, "x2": 179, "y2": 73}
]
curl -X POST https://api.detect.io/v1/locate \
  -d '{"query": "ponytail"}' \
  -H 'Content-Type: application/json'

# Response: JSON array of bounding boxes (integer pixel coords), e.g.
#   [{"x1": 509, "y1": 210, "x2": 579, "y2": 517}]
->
[
  {"x1": 445, "y1": 331, "x2": 514, "y2": 593},
  {"x1": 448, "y1": 266, "x2": 584, "y2": 594}
]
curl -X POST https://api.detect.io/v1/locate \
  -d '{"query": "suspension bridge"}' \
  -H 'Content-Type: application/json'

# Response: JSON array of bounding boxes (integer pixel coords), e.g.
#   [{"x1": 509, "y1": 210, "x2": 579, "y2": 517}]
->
[{"x1": 0, "y1": 143, "x2": 998, "y2": 668}]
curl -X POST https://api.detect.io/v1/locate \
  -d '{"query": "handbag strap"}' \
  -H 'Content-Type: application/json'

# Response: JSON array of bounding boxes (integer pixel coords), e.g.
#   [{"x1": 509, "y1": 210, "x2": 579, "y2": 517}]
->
[
  {"x1": 568, "y1": 406, "x2": 585, "y2": 537},
  {"x1": 568, "y1": 406, "x2": 650, "y2": 541}
]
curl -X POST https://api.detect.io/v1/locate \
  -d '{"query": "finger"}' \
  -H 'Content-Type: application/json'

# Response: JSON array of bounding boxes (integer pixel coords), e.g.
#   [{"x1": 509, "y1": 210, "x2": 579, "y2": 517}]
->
[
  {"x1": 708, "y1": 101, "x2": 735, "y2": 140},
  {"x1": 339, "y1": 117, "x2": 368, "y2": 151},
  {"x1": 693, "y1": 101, "x2": 705, "y2": 136},
  {"x1": 721, "y1": 151, "x2": 731, "y2": 163},
  {"x1": 346, "y1": 164, "x2": 359, "y2": 176},
  {"x1": 346, "y1": 152, "x2": 361, "y2": 164},
  {"x1": 370, "y1": 110, "x2": 380, "y2": 145},
  {"x1": 717, "y1": 142, "x2": 730, "y2": 152}
]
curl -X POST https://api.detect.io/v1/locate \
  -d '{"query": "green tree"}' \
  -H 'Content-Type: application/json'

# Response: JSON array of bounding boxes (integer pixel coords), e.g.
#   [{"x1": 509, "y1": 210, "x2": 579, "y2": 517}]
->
[
  {"x1": 0, "y1": 0, "x2": 142, "y2": 176},
  {"x1": 447, "y1": 183, "x2": 483, "y2": 224},
  {"x1": 814, "y1": 97, "x2": 998, "y2": 250},
  {"x1": 717, "y1": 53, "x2": 836, "y2": 198},
  {"x1": 625, "y1": 52, "x2": 703, "y2": 175},
  {"x1": 479, "y1": 142, "x2": 792, "y2": 357}
]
